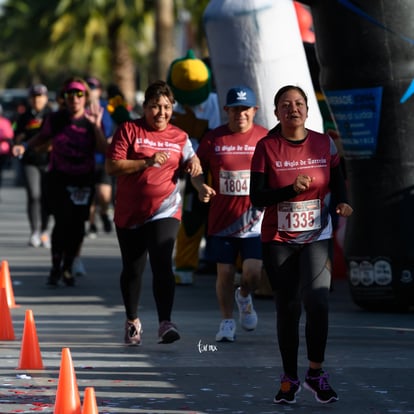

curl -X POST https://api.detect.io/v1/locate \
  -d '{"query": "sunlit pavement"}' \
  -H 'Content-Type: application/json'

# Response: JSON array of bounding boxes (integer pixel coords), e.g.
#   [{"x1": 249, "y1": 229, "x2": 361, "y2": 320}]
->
[{"x1": 0, "y1": 166, "x2": 413, "y2": 414}]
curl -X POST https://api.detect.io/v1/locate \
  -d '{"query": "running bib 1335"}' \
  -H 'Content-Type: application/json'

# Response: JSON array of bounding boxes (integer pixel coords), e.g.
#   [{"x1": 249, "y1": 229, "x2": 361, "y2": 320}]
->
[{"x1": 277, "y1": 199, "x2": 321, "y2": 231}]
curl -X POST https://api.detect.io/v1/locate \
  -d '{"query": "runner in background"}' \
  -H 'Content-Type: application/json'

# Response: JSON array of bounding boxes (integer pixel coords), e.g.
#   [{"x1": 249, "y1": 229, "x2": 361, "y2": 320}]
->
[
  {"x1": 13, "y1": 84, "x2": 53, "y2": 248},
  {"x1": 71, "y1": 76, "x2": 115, "y2": 278},
  {"x1": 85, "y1": 76, "x2": 115, "y2": 237},
  {"x1": 12, "y1": 77, "x2": 108, "y2": 287},
  {"x1": 191, "y1": 85, "x2": 267, "y2": 342},
  {"x1": 0, "y1": 103, "x2": 14, "y2": 201}
]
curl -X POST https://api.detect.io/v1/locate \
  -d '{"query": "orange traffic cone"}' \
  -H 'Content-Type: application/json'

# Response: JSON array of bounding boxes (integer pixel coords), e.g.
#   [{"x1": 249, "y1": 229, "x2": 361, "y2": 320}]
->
[
  {"x1": 54, "y1": 348, "x2": 81, "y2": 414},
  {"x1": 81, "y1": 387, "x2": 99, "y2": 414},
  {"x1": 0, "y1": 287, "x2": 15, "y2": 340},
  {"x1": 0, "y1": 260, "x2": 19, "y2": 308},
  {"x1": 17, "y1": 309, "x2": 43, "y2": 370}
]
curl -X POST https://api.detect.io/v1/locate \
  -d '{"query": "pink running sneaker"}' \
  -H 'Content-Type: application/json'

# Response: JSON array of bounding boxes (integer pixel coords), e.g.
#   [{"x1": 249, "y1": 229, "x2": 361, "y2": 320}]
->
[{"x1": 124, "y1": 319, "x2": 143, "y2": 346}]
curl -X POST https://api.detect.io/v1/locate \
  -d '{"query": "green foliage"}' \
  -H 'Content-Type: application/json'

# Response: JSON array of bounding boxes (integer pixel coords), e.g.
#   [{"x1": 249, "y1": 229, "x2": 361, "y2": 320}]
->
[{"x1": 0, "y1": 0, "x2": 209, "y2": 92}]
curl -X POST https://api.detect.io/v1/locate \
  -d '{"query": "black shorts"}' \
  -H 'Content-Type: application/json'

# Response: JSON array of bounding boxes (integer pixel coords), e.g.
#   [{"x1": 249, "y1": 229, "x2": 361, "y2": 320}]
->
[
  {"x1": 94, "y1": 163, "x2": 112, "y2": 185},
  {"x1": 45, "y1": 170, "x2": 95, "y2": 221}
]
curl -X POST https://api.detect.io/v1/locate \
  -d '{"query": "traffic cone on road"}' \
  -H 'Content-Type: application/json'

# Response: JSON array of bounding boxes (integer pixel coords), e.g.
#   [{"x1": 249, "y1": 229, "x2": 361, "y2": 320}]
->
[
  {"x1": 0, "y1": 287, "x2": 15, "y2": 340},
  {"x1": 54, "y1": 348, "x2": 81, "y2": 414},
  {"x1": 81, "y1": 387, "x2": 99, "y2": 414},
  {"x1": 0, "y1": 260, "x2": 19, "y2": 308},
  {"x1": 17, "y1": 309, "x2": 43, "y2": 370}
]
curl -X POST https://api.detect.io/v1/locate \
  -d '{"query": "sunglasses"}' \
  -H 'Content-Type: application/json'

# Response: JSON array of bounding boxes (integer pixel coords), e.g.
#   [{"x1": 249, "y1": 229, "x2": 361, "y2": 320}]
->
[{"x1": 64, "y1": 90, "x2": 85, "y2": 99}]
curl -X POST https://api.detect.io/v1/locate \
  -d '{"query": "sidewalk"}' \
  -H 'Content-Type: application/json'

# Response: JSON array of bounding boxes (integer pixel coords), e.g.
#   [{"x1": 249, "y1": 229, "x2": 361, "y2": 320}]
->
[{"x1": 0, "y1": 167, "x2": 413, "y2": 413}]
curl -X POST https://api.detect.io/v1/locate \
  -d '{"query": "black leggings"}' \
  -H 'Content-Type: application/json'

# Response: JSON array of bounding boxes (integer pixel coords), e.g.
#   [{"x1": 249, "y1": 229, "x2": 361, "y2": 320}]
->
[
  {"x1": 47, "y1": 171, "x2": 93, "y2": 272},
  {"x1": 116, "y1": 218, "x2": 180, "y2": 322},
  {"x1": 262, "y1": 239, "x2": 331, "y2": 379}
]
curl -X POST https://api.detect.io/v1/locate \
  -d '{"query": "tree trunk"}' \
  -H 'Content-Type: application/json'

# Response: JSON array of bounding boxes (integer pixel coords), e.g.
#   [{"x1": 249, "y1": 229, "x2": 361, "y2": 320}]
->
[
  {"x1": 154, "y1": 0, "x2": 175, "y2": 81},
  {"x1": 108, "y1": 19, "x2": 137, "y2": 106}
]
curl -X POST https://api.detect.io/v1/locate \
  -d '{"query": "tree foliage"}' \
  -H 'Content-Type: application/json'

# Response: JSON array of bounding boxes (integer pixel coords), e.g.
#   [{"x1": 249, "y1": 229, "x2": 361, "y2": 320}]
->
[{"x1": 0, "y1": 0, "x2": 210, "y2": 101}]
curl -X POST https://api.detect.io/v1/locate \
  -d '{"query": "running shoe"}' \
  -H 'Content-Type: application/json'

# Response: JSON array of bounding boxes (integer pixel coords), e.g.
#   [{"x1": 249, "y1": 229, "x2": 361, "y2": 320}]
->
[
  {"x1": 100, "y1": 213, "x2": 113, "y2": 233},
  {"x1": 234, "y1": 287, "x2": 257, "y2": 331},
  {"x1": 174, "y1": 268, "x2": 194, "y2": 285},
  {"x1": 72, "y1": 257, "x2": 87, "y2": 276},
  {"x1": 62, "y1": 270, "x2": 75, "y2": 286},
  {"x1": 124, "y1": 319, "x2": 143, "y2": 346},
  {"x1": 273, "y1": 374, "x2": 301, "y2": 404},
  {"x1": 158, "y1": 320, "x2": 180, "y2": 344},
  {"x1": 304, "y1": 370, "x2": 338, "y2": 403},
  {"x1": 87, "y1": 223, "x2": 98, "y2": 239},
  {"x1": 47, "y1": 267, "x2": 61, "y2": 286},
  {"x1": 29, "y1": 232, "x2": 41, "y2": 247},
  {"x1": 40, "y1": 232, "x2": 51, "y2": 249},
  {"x1": 215, "y1": 319, "x2": 236, "y2": 342}
]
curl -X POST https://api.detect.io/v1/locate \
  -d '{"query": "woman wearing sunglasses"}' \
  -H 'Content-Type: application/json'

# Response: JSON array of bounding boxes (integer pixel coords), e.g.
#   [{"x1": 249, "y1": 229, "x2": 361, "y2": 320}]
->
[{"x1": 12, "y1": 76, "x2": 108, "y2": 287}]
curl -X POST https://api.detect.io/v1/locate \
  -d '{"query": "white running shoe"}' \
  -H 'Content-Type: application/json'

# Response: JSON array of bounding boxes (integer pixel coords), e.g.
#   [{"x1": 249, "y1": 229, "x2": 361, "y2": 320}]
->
[
  {"x1": 215, "y1": 319, "x2": 236, "y2": 342},
  {"x1": 174, "y1": 269, "x2": 194, "y2": 285},
  {"x1": 29, "y1": 232, "x2": 41, "y2": 247},
  {"x1": 235, "y1": 287, "x2": 258, "y2": 331},
  {"x1": 72, "y1": 257, "x2": 87, "y2": 276}
]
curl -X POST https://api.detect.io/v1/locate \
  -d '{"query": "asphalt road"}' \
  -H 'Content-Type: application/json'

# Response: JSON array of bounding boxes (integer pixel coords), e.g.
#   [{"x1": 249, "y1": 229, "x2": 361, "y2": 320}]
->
[{"x1": 0, "y1": 166, "x2": 413, "y2": 414}]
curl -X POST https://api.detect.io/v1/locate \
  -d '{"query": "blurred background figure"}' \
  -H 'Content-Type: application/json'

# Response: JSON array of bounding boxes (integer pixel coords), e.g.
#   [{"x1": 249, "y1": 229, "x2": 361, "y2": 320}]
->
[
  {"x1": 167, "y1": 49, "x2": 221, "y2": 285},
  {"x1": 85, "y1": 76, "x2": 115, "y2": 237},
  {"x1": 12, "y1": 76, "x2": 108, "y2": 287},
  {"x1": 107, "y1": 83, "x2": 135, "y2": 123},
  {"x1": 13, "y1": 84, "x2": 53, "y2": 247},
  {"x1": 71, "y1": 76, "x2": 115, "y2": 278},
  {"x1": 0, "y1": 103, "x2": 14, "y2": 200}
]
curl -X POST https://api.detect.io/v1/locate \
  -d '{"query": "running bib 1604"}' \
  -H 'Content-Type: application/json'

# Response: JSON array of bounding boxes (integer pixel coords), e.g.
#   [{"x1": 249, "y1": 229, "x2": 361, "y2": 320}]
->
[
  {"x1": 219, "y1": 170, "x2": 250, "y2": 195},
  {"x1": 277, "y1": 199, "x2": 321, "y2": 231}
]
